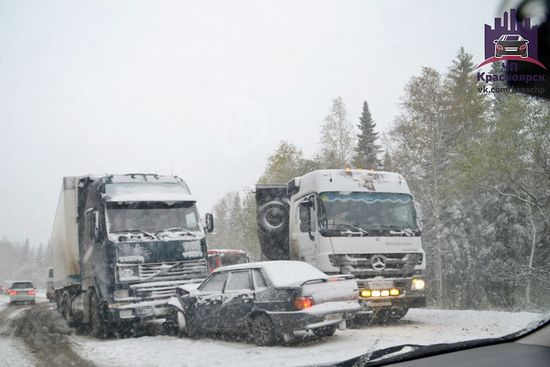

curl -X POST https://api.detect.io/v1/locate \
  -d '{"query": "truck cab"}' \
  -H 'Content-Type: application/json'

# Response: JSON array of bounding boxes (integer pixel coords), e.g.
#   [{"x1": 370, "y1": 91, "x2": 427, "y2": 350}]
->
[
  {"x1": 50, "y1": 174, "x2": 214, "y2": 336},
  {"x1": 207, "y1": 249, "x2": 249, "y2": 273},
  {"x1": 256, "y1": 169, "x2": 426, "y2": 321}
]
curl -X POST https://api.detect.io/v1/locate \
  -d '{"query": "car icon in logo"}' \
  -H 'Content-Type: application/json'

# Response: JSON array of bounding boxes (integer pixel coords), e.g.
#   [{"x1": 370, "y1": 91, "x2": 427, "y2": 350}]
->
[
  {"x1": 371, "y1": 255, "x2": 387, "y2": 271},
  {"x1": 493, "y1": 34, "x2": 529, "y2": 58}
]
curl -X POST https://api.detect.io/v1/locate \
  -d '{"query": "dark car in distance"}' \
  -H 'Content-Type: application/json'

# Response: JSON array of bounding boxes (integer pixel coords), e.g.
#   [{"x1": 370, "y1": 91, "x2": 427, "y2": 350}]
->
[
  {"x1": 168, "y1": 261, "x2": 361, "y2": 346},
  {"x1": 494, "y1": 34, "x2": 529, "y2": 58}
]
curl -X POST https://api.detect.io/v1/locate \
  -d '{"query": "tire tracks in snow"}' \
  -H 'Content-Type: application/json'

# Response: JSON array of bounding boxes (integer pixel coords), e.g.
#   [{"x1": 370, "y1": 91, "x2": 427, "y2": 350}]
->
[{"x1": 4, "y1": 302, "x2": 96, "y2": 367}]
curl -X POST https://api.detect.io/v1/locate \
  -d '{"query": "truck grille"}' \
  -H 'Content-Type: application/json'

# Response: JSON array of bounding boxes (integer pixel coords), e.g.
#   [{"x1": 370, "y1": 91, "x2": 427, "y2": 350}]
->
[
  {"x1": 130, "y1": 259, "x2": 207, "y2": 300},
  {"x1": 330, "y1": 253, "x2": 422, "y2": 278}
]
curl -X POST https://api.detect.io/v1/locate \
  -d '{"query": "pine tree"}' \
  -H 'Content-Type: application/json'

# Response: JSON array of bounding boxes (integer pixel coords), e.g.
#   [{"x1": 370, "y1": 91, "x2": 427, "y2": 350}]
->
[
  {"x1": 353, "y1": 101, "x2": 381, "y2": 169},
  {"x1": 382, "y1": 150, "x2": 393, "y2": 171}
]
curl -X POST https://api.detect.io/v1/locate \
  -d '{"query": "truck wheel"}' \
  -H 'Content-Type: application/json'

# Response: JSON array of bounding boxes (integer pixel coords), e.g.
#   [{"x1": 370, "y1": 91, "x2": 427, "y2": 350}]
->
[
  {"x1": 57, "y1": 293, "x2": 66, "y2": 317},
  {"x1": 90, "y1": 293, "x2": 107, "y2": 338},
  {"x1": 389, "y1": 307, "x2": 409, "y2": 320},
  {"x1": 250, "y1": 314, "x2": 277, "y2": 346},
  {"x1": 257, "y1": 201, "x2": 289, "y2": 233},
  {"x1": 312, "y1": 325, "x2": 337, "y2": 337},
  {"x1": 62, "y1": 292, "x2": 76, "y2": 326}
]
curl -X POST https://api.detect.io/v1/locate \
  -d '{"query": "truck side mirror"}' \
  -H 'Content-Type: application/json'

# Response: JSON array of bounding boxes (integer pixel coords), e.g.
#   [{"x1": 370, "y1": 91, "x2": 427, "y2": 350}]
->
[
  {"x1": 93, "y1": 210, "x2": 101, "y2": 242},
  {"x1": 205, "y1": 213, "x2": 214, "y2": 233}
]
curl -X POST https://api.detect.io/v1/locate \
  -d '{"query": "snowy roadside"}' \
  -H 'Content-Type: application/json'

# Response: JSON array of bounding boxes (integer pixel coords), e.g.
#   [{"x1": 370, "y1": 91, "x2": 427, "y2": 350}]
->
[
  {"x1": 72, "y1": 308, "x2": 546, "y2": 367},
  {"x1": 0, "y1": 295, "x2": 36, "y2": 367}
]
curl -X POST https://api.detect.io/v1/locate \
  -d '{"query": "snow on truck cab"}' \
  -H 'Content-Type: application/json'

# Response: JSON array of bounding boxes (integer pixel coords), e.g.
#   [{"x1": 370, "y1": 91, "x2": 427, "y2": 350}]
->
[
  {"x1": 48, "y1": 173, "x2": 214, "y2": 337},
  {"x1": 256, "y1": 169, "x2": 426, "y2": 321}
]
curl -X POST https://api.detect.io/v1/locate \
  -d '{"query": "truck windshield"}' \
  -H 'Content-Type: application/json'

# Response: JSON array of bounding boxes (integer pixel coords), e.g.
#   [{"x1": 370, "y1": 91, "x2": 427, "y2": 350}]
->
[
  {"x1": 106, "y1": 201, "x2": 200, "y2": 234},
  {"x1": 319, "y1": 192, "x2": 418, "y2": 235}
]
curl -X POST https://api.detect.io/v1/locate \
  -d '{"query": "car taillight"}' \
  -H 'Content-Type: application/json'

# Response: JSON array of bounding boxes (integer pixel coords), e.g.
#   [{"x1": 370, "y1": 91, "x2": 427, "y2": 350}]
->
[
  {"x1": 294, "y1": 296, "x2": 314, "y2": 310},
  {"x1": 7, "y1": 289, "x2": 16, "y2": 296},
  {"x1": 496, "y1": 44, "x2": 504, "y2": 50},
  {"x1": 27, "y1": 289, "x2": 36, "y2": 296},
  {"x1": 520, "y1": 44, "x2": 527, "y2": 50}
]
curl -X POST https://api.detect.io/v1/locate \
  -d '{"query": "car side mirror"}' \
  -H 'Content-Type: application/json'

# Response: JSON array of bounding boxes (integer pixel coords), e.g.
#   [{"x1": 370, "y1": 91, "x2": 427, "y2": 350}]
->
[{"x1": 205, "y1": 213, "x2": 214, "y2": 233}]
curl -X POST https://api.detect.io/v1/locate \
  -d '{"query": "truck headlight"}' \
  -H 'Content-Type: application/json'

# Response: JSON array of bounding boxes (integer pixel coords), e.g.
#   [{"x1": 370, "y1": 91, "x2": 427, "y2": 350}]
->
[
  {"x1": 117, "y1": 265, "x2": 140, "y2": 282},
  {"x1": 411, "y1": 278, "x2": 425, "y2": 290}
]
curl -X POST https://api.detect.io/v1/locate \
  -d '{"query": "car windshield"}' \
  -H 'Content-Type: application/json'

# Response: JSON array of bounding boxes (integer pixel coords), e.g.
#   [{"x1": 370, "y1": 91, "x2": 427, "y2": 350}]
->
[
  {"x1": 319, "y1": 192, "x2": 418, "y2": 233},
  {"x1": 11, "y1": 282, "x2": 34, "y2": 289},
  {"x1": 1, "y1": 1, "x2": 549, "y2": 366},
  {"x1": 106, "y1": 201, "x2": 200, "y2": 234}
]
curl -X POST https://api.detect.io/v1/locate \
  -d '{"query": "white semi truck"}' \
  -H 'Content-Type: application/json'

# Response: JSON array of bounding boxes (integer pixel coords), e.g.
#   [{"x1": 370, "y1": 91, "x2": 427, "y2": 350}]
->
[
  {"x1": 48, "y1": 174, "x2": 213, "y2": 336},
  {"x1": 256, "y1": 169, "x2": 426, "y2": 321}
]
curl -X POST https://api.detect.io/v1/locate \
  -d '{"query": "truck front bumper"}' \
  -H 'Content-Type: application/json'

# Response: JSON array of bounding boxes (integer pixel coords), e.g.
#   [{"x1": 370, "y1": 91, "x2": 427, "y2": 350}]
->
[
  {"x1": 356, "y1": 276, "x2": 426, "y2": 313},
  {"x1": 107, "y1": 299, "x2": 173, "y2": 321}
]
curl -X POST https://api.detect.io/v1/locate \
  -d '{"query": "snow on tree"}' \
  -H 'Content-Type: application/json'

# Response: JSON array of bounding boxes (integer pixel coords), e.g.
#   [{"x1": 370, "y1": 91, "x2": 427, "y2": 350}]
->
[{"x1": 319, "y1": 97, "x2": 355, "y2": 168}]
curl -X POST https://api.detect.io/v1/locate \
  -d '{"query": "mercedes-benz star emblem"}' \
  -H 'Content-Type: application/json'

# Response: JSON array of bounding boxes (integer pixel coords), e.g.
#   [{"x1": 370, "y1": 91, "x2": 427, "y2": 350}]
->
[{"x1": 371, "y1": 255, "x2": 387, "y2": 271}]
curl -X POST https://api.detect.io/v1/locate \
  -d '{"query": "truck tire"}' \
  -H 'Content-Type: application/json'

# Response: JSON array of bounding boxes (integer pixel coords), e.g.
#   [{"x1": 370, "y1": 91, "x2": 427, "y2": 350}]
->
[
  {"x1": 57, "y1": 293, "x2": 66, "y2": 317},
  {"x1": 389, "y1": 307, "x2": 409, "y2": 320},
  {"x1": 250, "y1": 314, "x2": 278, "y2": 346},
  {"x1": 257, "y1": 201, "x2": 289, "y2": 233},
  {"x1": 90, "y1": 292, "x2": 107, "y2": 338},
  {"x1": 62, "y1": 292, "x2": 76, "y2": 326},
  {"x1": 312, "y1": 325, "x2": 337, "y2": 337}
]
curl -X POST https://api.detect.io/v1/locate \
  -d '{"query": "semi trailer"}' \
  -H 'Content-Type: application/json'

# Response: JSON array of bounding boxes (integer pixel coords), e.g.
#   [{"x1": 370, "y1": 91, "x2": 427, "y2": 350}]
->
[
  {"x1": 256, "y1": 169, "x2": 426, "y2": 321},
  {"x1": 48, "y1": 173, "x2": 212, "y2": 336}
]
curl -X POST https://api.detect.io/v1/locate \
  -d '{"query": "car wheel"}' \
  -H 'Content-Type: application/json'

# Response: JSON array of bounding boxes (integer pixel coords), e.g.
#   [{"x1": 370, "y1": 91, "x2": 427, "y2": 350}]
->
[
  {"x1": 183, "y1": 313, "x2": 202, "y2": 339},
  {"x1": 313, "y1": 325, "x2": 337, "y2": 338},
  {"x1": 250, "y1": 314, "x2": 277, "y2": 346},
  {"x1": 90, "y1": 292, "x2": 107, "y2": 338}
]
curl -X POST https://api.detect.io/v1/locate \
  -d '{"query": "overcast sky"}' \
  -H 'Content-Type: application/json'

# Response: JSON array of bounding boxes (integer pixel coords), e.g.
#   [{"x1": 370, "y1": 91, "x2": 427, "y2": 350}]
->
[{"x1": 0, "y1": 0, "x2": 501, "y2": 246}]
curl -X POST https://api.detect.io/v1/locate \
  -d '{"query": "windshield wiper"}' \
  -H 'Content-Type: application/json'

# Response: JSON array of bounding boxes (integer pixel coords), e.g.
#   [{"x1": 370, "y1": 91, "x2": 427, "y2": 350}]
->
[
  {"x1": 389, "y1": 228, "x2": 415, "y2": 237},
  {"x1": 155, "y1": 227, "x2": 195, "y2": 236},
  {"x1": 369, "y1": 225, "x2": 420, "y2": 236},
  {"x1": 332, "y1": 223, "x2": 370, "y2": 236}
]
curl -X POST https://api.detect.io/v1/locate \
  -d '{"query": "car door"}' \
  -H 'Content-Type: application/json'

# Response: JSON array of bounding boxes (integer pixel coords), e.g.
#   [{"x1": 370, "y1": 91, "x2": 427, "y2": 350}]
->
[
  {"x1": 294, "y1": 195, "x2": 320, "y2": 266},
  {"x1": 218, "y1": 269, "x2": 255, "y2": 332},
  {"x1": 193, "y1": 271, "x2": 228, "y2": 331}
]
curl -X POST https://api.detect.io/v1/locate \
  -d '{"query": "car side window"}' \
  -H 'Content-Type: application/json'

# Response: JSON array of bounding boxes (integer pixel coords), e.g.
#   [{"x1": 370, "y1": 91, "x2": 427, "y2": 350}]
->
[
  {"x1": 252, "y1": 269, "x2": 267, "y2": 290},
  {"x1": 200, "y1": 272, "x2": 228, "y2": 293},
  {"x1": 224, "y1": 270, "x2": 252, "y2": 292}
]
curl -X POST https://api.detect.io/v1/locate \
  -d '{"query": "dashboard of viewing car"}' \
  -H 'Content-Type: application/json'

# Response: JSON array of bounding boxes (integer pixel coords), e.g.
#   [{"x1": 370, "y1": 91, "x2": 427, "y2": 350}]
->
[
  {"x1": 340, "y1": 321, "x2": 550, "y2": 367},
  {"x1": 372, "y1": 343, "x2": 550, "y2": 367}
]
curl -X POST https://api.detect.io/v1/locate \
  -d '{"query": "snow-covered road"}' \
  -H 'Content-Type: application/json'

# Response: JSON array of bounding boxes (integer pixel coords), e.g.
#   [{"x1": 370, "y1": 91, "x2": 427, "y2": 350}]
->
[
  {"x1": 0, "y1": 295, "x2": 36, "y2": 367},
  {"x1": 1, "y1": 298, "x2": 545, "y2": 367},
  {"x1": 72, "y1": 309, "x2": 544, "y2": 367}
]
